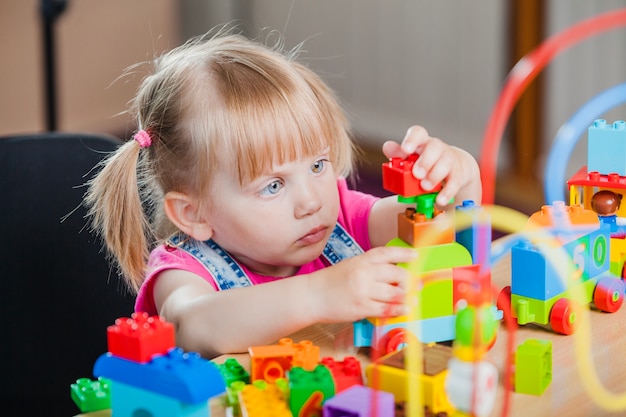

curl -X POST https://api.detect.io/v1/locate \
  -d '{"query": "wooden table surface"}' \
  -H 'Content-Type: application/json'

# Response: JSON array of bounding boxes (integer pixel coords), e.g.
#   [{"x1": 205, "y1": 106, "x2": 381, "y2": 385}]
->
[{"x1": 76, "y1": 254, "x2": 626, "y2": 417}]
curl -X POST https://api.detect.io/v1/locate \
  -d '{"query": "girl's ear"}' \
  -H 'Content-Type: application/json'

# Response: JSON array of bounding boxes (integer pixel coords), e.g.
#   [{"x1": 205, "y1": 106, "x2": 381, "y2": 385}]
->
[{"x1": 163, "y1": 191, "x2": 213, "y2": 241}]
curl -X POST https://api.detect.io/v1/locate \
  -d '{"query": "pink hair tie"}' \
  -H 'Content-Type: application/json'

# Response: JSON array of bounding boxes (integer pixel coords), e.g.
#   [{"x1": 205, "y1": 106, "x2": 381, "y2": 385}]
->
[{"x1": 134, "y1": 130, "x2": 152, "y2": 148}]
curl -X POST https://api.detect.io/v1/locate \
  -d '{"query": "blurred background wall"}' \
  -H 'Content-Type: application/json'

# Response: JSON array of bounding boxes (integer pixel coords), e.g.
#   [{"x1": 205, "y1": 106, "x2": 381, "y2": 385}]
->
[{"x1": 1, "y1": 0, "x2": 625, "y2": 210}]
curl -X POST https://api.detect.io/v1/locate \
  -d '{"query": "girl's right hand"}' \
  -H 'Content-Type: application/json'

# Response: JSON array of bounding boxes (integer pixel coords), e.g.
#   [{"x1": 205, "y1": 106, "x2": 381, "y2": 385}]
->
[{"x1": 306, "y1": 246, "x2": 417, "y2": 322}]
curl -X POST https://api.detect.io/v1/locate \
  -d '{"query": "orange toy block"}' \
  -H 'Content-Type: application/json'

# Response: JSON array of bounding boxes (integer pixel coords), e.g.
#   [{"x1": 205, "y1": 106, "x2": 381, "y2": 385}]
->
[
  {"x1": 278, "y1": 338, "x2": 320, "y2": 371},
  {"x1": 397, "y1": 208, "x2": 454, "y2": 247},
  {"x1": 248, "y1": 344, "x2": 295, "y2": 383}
]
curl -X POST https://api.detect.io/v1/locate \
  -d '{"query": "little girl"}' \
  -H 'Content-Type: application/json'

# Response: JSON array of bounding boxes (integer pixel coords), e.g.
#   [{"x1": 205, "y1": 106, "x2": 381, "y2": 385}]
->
[{"x1": 85, "y1": 28, "x2": 481, "y2": 358}]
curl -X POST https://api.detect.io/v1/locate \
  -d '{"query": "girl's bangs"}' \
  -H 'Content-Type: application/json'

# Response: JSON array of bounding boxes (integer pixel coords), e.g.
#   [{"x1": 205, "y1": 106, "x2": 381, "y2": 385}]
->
[{"x1": 231, "y1": 95, "x2": 330, "y2": 184}]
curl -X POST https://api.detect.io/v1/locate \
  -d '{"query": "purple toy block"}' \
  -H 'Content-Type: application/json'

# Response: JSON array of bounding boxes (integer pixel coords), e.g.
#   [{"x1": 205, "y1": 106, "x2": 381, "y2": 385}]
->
[{"x1": 323, "y1": 385, "x2": 394, "y2": 417}]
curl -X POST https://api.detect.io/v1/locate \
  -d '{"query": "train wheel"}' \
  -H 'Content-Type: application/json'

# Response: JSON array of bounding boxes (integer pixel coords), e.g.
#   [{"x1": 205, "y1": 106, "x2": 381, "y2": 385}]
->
[
  {"x1": 549, "y1": 298, "x2": 581, "y2": 335},
  {"x1": 377, "y1": 328, "x2": 408, "y2": 354},
  {"x1": 496, "y1": 286, "x2": 512, "y2": 318},
  {"x1": 594, "y1": 277, "x2": 625, "y2": 313}
]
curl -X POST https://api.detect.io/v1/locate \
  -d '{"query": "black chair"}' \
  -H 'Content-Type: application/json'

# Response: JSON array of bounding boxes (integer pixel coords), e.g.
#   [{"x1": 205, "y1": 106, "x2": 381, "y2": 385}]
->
[{"x1": 0, "y1": 132, "x2": 136, "y2": 416}]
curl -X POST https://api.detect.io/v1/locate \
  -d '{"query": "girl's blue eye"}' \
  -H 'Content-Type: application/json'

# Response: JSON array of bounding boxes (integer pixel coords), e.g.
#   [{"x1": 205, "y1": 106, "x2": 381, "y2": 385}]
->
[
  {"x1": 260, "y1": 180, "x2": 283, "y2": 196},
  {"x1": 311, "y1": 159, "x2": 327, "y2": 174}
]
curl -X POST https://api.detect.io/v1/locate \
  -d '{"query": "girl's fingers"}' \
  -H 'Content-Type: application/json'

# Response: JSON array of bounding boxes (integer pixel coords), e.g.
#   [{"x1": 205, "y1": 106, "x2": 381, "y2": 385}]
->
[
  {"x1": 400, "y1": 125, "x2": 430, "y2": 155},
  {"x1": 365, "y1": 245, "x2": 418, "y2": 265}
]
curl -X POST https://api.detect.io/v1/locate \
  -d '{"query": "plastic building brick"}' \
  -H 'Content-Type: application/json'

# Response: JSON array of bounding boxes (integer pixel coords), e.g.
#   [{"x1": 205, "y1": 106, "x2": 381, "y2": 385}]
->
[
  {"x1": 588, "y1": 119, "x2": 626, "y2": 176},
  {"x1": 382, "y1": 154, "x2": 442, "y2": 197},
  {"x1": 107, "y1": 312, "x2": 176, "y2": 363},
  {"x1": 248, "y1": 343, "x2": 294, "y2": 383},
  {"x1": 514, "y1": 339, "x2": 552, "y2": 396},
  {"x1": 527, "y1": 203, "x2": 599, "y2": 240},
  {"x1": 279, "y1": 338, "x2": 320, "y2": 371},
  {"x1": 397, "y1": 207, "x2": 454, "y2": 248},
  {"x1": 93, "y1": 347, "x2": 226, "y2": 404},
  {"x1": 320, "y1": 356, "x2": 363, "y2": 393},
  {"x1": 455, "y1": 200, "x2": 492, "y2": 267},
  {"x1": 288, "y1": 364, "x2": 335, "y2": 417},
  {"x1": 108, "y1": 381, "x2": 210, "y2": 417},
  {"x1": 323, "y1": 385, "x2": 395, "y2": 417},
  {"x1": 226, "y1": 380, "x2": 246, "y2": 411},
  {"x1": 219, "y1": 358, "x2": 250, "y2": 387},
  {"x1": 365, "y1": 345, "x2": 454, "y2": 415},
  {"x1": 239, "y1": 380, "x2": 292, "y2": 417},
  {"x1": 70, "y1": 377, "x2": 111, "y2": 412}
]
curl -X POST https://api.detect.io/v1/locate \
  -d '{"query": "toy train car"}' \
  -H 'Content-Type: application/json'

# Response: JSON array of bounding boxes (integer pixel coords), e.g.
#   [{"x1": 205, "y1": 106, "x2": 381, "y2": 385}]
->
[{"x1": 497, "y1": 202, "x2": 624, "y2": 335}]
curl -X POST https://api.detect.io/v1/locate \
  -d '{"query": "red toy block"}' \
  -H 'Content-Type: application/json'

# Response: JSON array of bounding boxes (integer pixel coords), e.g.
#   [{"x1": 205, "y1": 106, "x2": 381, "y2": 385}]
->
[
  {"x1": 453, "y1": 264, "x2": 492, "y2": 307},
  {"x1": 320, "y1": 356, "x2": 363, "y2": 393},
  {"x1": 106, "y1": 313, "x2": 175, "y2": 363},
  {"x1": 382, "y1": 154, "x2": 443, "y2": 197},
  {"x1": 397, "y1": 208, "x2": 453, "y2": 247}
]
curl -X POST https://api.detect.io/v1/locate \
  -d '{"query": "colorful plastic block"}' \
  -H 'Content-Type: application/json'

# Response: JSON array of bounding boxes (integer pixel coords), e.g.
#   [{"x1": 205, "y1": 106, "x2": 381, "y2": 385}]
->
[
  {"x1": 320, "y1": 356, "x2": 363, "y2": 393},
  {"x1": 588, "y1": 119, "x2": 626, "y2": 176},
  {"x1": 219, "y1": 358, "x2": 250, "y2": 387},
  {"x1": 365, "y1": 345, "x2": 454, "y2": 415},
  {"x1": 109, "y1": 381, "x2": 209, "y2": 417},
  {"x1": 455, "y1": 200, "x2": 492, "y2": 267},
  {"x1": 248, "y1": 343, "x2": 294, "y2": 383},
  {"x1": 106, "y1": 312, "x2": 176, "y2": 363},
  {"x1": 511, "y1": 225, "x2": 610, "y2": 301},
  {"x1": 382, "y1": 155, "x2": 442, "y2": 197},
  {"x1": 323, "y1": 385, "x2": 394, "y2": 417},
  {"x1": 279, "y1": 338, "x2": 320, "y2": 371},
  {"x1": 239, "y1": 380, "x2": 292, "y2": 417},
  {"x1": 70, "y1": 377, "x2": 111, "y2": 412},
  {"x1": 288, "y1": 365, "x2": 335, "y2": 417},
  {"x1": 514, "y1": 339, "x2": 552, "y2": 395},
  {"x1": 93, "y1": 347, "x2": 225, "y2": 404},
  {"x1": 397, "y1": 208, "x2": 454, "y2": 248}
]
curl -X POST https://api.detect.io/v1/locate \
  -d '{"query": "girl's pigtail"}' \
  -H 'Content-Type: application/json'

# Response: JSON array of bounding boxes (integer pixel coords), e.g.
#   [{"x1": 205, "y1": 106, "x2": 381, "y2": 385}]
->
[{"x1": 85, "y1": 132, "x2": 154, "y2": 294}]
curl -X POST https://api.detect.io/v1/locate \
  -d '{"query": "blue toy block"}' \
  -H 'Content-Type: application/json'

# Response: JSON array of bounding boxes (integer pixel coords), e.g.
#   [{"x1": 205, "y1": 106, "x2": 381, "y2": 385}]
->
[
  {"x1": 93, "y1": 347, "x2": 225, "y2": 404},
  {"x1": 455, "y1": 200, "x2": 492, "y2": 268},
  {"x1": 353, "y1": 318, "x2": 374, "y2": 348},
  {"x1": 588, "y1": 119, "x2": 626, "y2": 176},
  {"x1": 110, "y1": 381, "x2": 209, "y2": 417},
  {"x1": 323, "y1": 385, "x2": 395, "y2": 417},
  {"x1": 512, "y1": 225, "x2": 610, "y2": 300}
]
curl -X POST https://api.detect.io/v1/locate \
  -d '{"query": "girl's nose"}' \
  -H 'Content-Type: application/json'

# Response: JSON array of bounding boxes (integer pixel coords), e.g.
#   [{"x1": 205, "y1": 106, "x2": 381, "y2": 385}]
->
[{"x1": 294, "y1": 183, "x2": 322, "y2": 219}]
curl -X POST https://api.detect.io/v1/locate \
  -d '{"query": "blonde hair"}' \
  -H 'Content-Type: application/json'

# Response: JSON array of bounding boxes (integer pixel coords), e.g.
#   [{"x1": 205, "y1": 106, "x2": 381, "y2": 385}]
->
[{"x1": 85, "y1": 28, "x2": 357, "y2": 293}]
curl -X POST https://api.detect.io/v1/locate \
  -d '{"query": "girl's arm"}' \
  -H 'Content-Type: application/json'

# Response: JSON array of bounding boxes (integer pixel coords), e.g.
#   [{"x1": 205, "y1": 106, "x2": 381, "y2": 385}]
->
[{"x1": 152, "y1": 244, "x2": 416, "y2": 358}]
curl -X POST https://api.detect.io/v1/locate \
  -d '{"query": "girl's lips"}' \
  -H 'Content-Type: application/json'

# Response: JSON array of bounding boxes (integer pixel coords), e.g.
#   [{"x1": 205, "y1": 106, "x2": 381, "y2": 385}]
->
[{"x1": 297, "y1": 226, "x2": 328, "y2": 246}]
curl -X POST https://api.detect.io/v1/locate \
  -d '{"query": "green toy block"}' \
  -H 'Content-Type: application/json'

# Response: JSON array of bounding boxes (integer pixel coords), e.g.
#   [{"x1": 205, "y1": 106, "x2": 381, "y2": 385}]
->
[
  {"x1": 420, "y1": 279, "x2": 454, "y2": 319},
  {"x1": 226, "y1": 380, "x2": 246, "y2": 412},
  {"x1": 70, "y1": 377, "x2": 111, "y2": 413},
  {"x1": 387, "y1": 239, "x2": 472, "y2": 272},
  {"x1": 288, "y1": 365, "x2": 335, "y2": 416},
  {"x1": 219, "y1": 358, "x2": 250, "y2": 387},
  {"x1": 515, "y1": 339, "x2": 552, "y2": 395}
]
